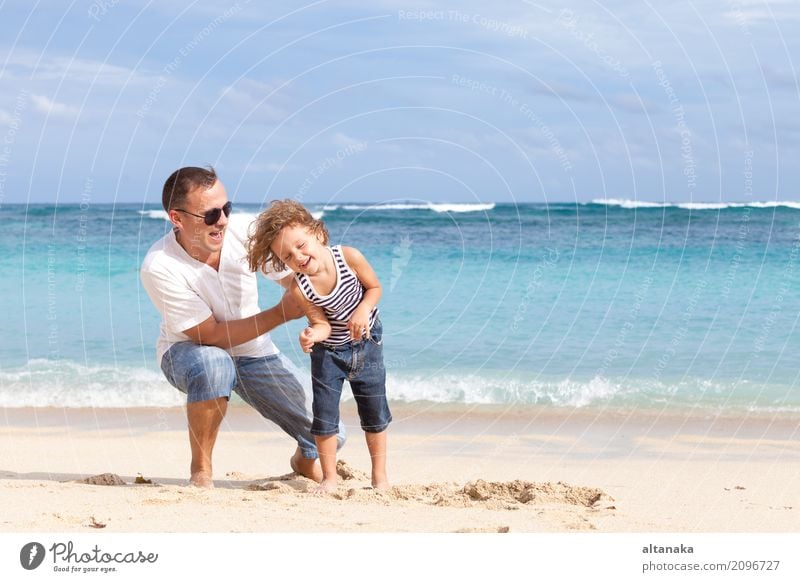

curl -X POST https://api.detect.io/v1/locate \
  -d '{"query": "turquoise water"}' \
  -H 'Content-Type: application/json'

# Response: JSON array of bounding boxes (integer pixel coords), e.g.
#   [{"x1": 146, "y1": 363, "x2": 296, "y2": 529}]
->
[{"x1": 3, "y1": 201, "x2": 800, "y2": 413}]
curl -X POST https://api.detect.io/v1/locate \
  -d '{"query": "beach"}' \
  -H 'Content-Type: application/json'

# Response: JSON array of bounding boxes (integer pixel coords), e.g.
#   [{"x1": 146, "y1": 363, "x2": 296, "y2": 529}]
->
[{"x1": 2, "y1": 403, "x2": 798, "y2": 533}]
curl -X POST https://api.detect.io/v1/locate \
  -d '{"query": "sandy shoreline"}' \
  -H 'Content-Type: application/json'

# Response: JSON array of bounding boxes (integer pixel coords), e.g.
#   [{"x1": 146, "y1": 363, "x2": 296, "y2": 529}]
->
[{"x1": 1, "y1": 404, "x2": 798, "y2": 532}]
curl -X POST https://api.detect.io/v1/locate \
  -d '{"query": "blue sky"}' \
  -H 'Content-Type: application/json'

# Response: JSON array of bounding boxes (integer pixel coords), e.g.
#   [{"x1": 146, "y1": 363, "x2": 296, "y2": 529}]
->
[{"x1": 0, "y1": 0, "x2": 798, "y2": 204}]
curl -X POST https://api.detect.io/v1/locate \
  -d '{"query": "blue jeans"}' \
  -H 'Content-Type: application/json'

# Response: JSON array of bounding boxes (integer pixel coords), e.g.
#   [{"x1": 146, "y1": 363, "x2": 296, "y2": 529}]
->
[
  {"x1": 160, "y1": 342, "x2": 345, "y2": 459},
  {"x1": 310, "y1": 319, "x2": 392, "y2": 436}
]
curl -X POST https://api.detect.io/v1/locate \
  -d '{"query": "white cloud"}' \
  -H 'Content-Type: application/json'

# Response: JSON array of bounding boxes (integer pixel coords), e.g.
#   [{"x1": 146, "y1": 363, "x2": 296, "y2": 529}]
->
[
  {"x1": 431, "y1": 130, "x2": 482, "y2": 150},
  {"x1": 610, "y1": 93, "x2": 660, "y2": 114},
  {"x1": 242, "y1": 161, "x2": 294, "y2": 173},
  {"x1": 3, "y1": 49, "x2": 155, "y2": 86},
  {"x1": 30, "y1": 94, "x2": 79, "y2": 118},
  {"x1": 332, "y1": 132, "x2": 366, "y2": 148},
  {"x1": 721, "y1": 1, "x2": 800, "y2": 25},
  {"x1": 219, "y1": 79, "x2": 288, "y2": 122}
]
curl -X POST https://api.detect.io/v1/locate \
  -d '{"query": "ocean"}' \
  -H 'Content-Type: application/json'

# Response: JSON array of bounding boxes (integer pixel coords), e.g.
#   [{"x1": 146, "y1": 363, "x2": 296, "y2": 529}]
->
[{"x1": 3, "y1": 200, "x2": 800, "y2": 415}]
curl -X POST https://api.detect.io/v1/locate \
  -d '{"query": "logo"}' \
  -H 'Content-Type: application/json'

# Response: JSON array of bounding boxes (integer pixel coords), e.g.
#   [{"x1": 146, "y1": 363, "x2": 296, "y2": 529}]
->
[{"x1": 20, "y1": 542, "x2": 46, "y2": 570}]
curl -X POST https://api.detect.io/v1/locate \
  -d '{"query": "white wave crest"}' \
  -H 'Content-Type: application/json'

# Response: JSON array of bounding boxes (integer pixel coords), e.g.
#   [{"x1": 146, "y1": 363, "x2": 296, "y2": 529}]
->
[
  {"x1": 339, "y1": 202, "x2": 495, "y2": 213},
  {"x1": 3, "y1": 362, "x2": 797, "y2": 412},
  {"x1": 593, "y1": 199, "x2": 800, "y2": 210},
  {"x1": 384, "y1": 374, "x2": 628, "y2": 407},
  {"x1": 0, "y1": 359, "x2": 184, "y2": 408},
  {"x1": 138, "y1": 210, "x2": 170, "y2": 220},
  {"x1": 740, "y1": 201, "x2": 800, "y2": 209},
  {"x1": 341, "y1": 204, "x2": 426, "y2": 211},
  {"x1": 591, "y1": 199, "x2": 669, "y2": 208},
  {"x1": 675, "y1": 203, "x2": 731, "y2": 210},
  {"x1": 429, "y1": 203, "x2": 496, "y2": 213}
]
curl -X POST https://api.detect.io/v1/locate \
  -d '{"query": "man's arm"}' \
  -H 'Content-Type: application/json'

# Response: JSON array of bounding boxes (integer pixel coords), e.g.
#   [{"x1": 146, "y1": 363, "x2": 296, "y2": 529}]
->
[
  {"x1": 182, "y1": 271, "x2": 305, "y2": 349},
  {"x1": 275, "y1": 270, "x2": 295, "y2": 290},
  {"x1": 181, "y1": 289, "x2": 303, "y2": 349},
  {"x1": 142, "y1": 253, "x2": 305, "y2": 350}
]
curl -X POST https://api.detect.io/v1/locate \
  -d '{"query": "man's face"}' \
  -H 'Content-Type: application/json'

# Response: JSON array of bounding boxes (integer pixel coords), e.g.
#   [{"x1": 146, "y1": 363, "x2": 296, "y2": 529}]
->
[{"x1": 170, "y1": 179, "x2": 229, "y2": 262}]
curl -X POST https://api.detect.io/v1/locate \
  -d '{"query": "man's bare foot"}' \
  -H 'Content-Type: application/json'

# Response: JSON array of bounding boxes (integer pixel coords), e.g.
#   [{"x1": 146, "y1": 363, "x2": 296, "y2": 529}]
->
[
  {"x1": 290, "y1": 448, "x2": 323, "y2": 482},
  {"x1": 372, "y1": 477, "x2": 390, "y2": 491},
  {"x1": 189, "y1": 471, "x2": 214, "y2": 489},
  {"x1": 311, "y1": 479, "x2": 338, "y2": 496}
]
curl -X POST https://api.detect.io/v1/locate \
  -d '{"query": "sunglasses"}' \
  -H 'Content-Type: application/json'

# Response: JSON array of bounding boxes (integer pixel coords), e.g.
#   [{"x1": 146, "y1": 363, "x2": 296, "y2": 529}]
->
[{"x1": 175, "y1": 201, "x2": 232, "y2": 225}]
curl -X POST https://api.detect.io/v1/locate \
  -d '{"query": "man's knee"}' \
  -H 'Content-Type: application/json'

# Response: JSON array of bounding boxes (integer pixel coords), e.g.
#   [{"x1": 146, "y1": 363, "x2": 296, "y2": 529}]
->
[{"x1": 161, "y1": 342, "x2": 236, "y2": 402}]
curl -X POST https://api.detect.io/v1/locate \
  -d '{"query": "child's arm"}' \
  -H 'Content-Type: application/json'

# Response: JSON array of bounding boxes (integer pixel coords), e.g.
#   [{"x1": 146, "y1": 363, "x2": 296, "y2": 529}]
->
[
  {"x1": 290, "y1": 281, "x2": 331, "y2": 352},
  {"x1": 342, "y1": 246, "x2": 382, "y2": 340}
]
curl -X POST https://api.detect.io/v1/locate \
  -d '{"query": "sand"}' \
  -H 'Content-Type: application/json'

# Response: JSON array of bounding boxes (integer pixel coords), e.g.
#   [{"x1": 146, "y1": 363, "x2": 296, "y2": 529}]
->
[{"x1": 1, "y1": 403, "x2": 798, "y2": 532}]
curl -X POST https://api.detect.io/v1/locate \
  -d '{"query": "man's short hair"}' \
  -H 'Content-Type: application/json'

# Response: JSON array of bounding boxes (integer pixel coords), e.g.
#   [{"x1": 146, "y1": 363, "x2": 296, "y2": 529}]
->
[{"x1": 162, "y1": 166, "x2": 218, "y2": 211}]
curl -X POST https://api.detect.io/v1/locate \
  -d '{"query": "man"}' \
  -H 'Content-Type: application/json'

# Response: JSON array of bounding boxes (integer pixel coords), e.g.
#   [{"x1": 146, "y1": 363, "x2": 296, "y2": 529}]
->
[{"x1": 141, "y1": 166, "x2": 340, "y2": 488}]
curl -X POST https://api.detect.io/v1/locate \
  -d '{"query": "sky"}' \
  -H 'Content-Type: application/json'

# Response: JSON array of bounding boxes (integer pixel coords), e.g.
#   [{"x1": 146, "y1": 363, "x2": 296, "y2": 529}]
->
[{"x1": 0, "y1": 0, "x2": 798, "y2": 204}]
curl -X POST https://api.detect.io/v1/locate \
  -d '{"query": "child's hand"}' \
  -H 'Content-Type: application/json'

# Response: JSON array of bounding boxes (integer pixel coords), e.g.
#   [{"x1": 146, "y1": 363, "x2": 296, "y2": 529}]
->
[
  {"x1": 348, "y1": 308, "x2": 371, "y2": 340},
  {"x1": 299, "y1": 327, "x2": 316, "y2": 353}
]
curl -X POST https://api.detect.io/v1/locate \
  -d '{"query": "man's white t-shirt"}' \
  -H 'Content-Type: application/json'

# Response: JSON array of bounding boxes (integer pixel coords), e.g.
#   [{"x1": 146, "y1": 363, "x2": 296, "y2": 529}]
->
[{"x1": 140, "y1": 214, "x2": 289, "y2": 364}]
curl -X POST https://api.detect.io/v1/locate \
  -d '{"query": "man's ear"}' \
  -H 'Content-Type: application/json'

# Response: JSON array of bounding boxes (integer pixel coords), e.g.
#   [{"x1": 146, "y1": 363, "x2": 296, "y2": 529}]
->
[{"x1": 167, "y1": 209, "x2": 183, "y2": 229}]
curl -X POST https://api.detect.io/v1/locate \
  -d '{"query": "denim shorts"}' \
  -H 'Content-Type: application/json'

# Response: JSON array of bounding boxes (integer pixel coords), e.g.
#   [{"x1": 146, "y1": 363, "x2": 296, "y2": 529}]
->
[
  {"x1": 310, "y1": 318, "x2": 392, "y2": 436},
  {"x1": 160, "y1": 342, "x2": 346, "y2": 459}
]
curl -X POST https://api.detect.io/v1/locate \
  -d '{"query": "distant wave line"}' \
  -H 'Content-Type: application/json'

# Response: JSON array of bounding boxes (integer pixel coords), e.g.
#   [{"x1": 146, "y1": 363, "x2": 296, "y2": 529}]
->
[
  {"x1": 138, "y1": 210, "x2": 325, "y2": 220},
  {"x1": 331, "y1": 202, "x2": 496, "y2": 213},
  {"x1": 592, "y1": 199, "x2": 800, "y2": 210}
]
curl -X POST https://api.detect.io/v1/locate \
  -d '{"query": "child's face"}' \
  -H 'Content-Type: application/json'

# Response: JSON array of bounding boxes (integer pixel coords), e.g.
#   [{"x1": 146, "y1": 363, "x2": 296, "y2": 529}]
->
[{"x1": 271, "y1": 224, "x2": 326, "y2": 275}]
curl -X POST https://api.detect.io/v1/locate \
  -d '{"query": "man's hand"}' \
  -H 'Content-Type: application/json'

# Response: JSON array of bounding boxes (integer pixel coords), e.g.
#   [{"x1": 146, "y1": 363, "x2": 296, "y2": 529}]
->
[{"x1": 277, "y1": 288, "x2": 305, "y2": 322}]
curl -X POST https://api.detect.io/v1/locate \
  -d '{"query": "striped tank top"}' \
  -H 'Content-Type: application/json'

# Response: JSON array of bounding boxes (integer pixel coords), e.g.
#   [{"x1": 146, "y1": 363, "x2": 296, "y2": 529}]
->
[{"x1": 295, "y1": 245, "x2": 378, "y2": 346}]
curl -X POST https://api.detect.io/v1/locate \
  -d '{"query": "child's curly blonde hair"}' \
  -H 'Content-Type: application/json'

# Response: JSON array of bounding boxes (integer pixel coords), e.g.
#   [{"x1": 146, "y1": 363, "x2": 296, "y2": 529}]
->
[{"x1": 247, "y1": 199, "x2": 330, "y2": 273}]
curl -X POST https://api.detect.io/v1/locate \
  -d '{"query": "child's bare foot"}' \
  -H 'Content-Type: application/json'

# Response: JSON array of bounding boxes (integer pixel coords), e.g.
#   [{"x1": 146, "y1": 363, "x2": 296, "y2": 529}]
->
[
  {"x1": 290, "y1": 447, "x2": 323, "y2": 482},
  {"x1": 311, "y1": 479, "x2": 338, "y2": 495},
  {"x1": 371, "y1": 477, "x2": 390, "y2": 491},
  {"x1": 189, "y1": 471, "x2": 214, "y2": 489}
]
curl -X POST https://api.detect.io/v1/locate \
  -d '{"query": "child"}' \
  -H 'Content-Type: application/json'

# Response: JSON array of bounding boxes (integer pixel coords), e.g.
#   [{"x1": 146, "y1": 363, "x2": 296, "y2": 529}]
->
[{"x1": 248, "y1": 200, "x2": 391, "y2": 493}]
